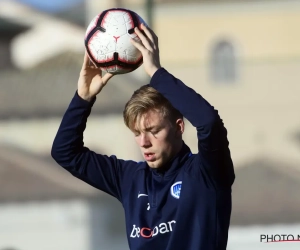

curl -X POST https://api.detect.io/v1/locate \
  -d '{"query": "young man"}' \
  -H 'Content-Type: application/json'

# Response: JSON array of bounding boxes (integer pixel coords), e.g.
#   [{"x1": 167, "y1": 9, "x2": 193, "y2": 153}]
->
[{"x1": 51, "y1": 24, "x2": 235, "y2": 250}]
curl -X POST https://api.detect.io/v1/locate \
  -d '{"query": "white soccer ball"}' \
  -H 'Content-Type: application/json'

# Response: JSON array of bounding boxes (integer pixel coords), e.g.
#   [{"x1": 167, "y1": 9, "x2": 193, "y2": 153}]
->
[{"x1": 85, "y1": 8, "x2": 147, "y2": 74}]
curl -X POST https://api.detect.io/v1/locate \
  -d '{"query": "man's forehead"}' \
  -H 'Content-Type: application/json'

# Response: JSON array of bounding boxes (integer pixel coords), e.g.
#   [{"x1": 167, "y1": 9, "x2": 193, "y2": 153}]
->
[{"x1": 134, "y1": 110, "x2": 163, "y2": 131}]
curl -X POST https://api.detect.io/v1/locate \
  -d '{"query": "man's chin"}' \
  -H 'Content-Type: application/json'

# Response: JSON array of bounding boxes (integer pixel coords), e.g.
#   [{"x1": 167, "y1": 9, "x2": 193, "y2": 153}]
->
[{"x1": 147, "y1": 160, "x2": 161, "y2": 169}]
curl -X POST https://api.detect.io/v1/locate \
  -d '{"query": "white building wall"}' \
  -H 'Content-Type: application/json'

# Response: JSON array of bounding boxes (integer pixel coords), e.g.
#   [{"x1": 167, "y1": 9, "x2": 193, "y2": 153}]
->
[
  {"x1": 1, "y1": 198, "x2": 298, "y2": 250},
  {"x1": 0, "y1": 200, "x2": 90, "y2": 250}
]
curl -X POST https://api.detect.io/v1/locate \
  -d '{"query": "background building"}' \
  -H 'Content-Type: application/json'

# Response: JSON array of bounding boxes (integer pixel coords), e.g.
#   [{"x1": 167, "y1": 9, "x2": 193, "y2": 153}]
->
[{"x1": 1, "y1": 0, "x2": 300, "y2": 249}]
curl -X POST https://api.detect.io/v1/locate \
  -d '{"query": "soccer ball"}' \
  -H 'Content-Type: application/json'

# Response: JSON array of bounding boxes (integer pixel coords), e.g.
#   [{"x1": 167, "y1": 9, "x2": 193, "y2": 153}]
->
[{"x1": 84, "y1": 8, "x2": 147, "y2": 74}]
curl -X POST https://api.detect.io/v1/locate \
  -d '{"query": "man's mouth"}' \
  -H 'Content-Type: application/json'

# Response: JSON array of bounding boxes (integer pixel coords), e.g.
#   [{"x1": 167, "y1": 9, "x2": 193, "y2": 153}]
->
[{"x1": 144, "y1": 152, "x2": 156, "y2": 161}]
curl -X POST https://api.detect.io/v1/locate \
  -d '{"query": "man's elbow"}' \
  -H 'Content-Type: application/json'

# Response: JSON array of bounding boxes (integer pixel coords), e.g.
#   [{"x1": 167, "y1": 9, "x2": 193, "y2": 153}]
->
[
  {"x1": 50, "y1": 140, "x2": 65, "y2": 165},
  {"x1": 51, "y1": 141, "x2": 60, "y2": 162}
]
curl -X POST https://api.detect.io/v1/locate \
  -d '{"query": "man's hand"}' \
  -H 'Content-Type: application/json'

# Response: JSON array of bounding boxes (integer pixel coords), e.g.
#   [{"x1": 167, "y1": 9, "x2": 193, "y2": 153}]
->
[
  {"x1": 77, "y1": 52, "x2": 114, "y2": 102},
  {"x1": 131, "y1": 23, "x2": 161, "y2": 78}
]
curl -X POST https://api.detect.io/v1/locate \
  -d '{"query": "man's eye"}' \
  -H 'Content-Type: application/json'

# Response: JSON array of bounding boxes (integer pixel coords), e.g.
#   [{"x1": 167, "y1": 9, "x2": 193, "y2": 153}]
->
[
  {"x1": 151, "y1": 130, "x2": 159, "y2": 135},
  {"x1": 133, "y1": 131, "x2": 140, "y2": 137}
]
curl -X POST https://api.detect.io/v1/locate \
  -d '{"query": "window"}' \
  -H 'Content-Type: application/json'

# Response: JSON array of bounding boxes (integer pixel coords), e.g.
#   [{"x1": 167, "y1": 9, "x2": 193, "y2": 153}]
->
[{"x1": 211, "y1": 40, "x2": 236, "y2": 83}]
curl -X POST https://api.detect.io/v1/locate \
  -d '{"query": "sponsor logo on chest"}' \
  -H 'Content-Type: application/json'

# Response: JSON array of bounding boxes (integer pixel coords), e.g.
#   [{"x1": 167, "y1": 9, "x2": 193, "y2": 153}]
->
[{"x1": 130, "y1": 220, "x2": 176, "y2": 238}]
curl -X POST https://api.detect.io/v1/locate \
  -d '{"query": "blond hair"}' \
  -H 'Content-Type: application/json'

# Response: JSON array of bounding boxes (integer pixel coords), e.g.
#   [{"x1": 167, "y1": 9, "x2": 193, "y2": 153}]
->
[{"x1": 123, "y1": 85, "x2": 183, "y2": 131}]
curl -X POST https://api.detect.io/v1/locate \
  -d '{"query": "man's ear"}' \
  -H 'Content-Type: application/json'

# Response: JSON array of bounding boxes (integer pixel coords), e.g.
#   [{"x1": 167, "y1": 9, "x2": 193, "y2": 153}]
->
[{"x1": 175, "y1": 118, "x2": 184, "y2": 135}]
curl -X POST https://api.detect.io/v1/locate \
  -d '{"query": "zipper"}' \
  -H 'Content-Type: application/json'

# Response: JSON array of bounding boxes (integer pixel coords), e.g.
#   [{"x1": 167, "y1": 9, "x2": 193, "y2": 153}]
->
[{"x1": 151, "y1": 173, "x2": 163, "y2": 209}]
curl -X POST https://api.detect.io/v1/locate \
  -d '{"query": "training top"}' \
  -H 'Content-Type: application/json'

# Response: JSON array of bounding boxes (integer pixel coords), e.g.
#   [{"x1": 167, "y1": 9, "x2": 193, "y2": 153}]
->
[{"x1": 51, "y1": 68, "x2": 235, "y2": 250}]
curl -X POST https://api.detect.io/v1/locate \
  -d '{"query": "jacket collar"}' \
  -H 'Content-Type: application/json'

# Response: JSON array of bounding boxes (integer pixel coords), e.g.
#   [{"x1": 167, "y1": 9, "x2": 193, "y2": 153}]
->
[{"x1": 150, "y1": 142, "x2": 192, "y2": 178}]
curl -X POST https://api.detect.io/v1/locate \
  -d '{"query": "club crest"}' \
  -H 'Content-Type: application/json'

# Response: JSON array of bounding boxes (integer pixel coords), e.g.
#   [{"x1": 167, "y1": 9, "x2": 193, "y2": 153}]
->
[{"x1": 170, "y1": 181, "x2": 182, "y2": 199}]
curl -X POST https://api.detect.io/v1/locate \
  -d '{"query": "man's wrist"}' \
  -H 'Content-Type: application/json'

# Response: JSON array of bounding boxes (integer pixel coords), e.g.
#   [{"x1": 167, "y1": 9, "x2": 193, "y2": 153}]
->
[
  {"x1": 77, "y1": 91, "x2": 94, "y2": 103},
  {"x1": 149, "y1": 66, "x2": 161, "y2": 78}
]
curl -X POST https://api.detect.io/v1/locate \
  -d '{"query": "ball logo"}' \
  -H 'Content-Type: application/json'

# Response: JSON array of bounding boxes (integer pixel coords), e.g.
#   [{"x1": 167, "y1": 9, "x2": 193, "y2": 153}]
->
[{"x1": 170, "y1": 181, "x2": 182, "y2": 199}]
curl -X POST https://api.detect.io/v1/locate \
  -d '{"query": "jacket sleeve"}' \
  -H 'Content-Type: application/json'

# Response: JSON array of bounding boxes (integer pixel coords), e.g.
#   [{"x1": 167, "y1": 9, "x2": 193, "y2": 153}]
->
[
  {"x1": 51, "y1": 91, "x2": 136, "y2": 201},
  {"x1": 150, "y1": 68, "x2": 235, "y2": 187}
]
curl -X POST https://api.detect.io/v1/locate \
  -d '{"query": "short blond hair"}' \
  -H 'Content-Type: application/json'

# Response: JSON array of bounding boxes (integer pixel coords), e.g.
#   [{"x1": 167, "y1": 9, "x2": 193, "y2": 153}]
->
[{"x1": 123, "y1": 85, "x2": 183, "y2": 131}]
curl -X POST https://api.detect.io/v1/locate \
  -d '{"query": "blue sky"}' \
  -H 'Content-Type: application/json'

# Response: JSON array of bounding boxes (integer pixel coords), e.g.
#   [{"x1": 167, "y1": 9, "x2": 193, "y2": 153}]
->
[{"x1": 12, "y1": 0, "x2": 84, "y2": 12}]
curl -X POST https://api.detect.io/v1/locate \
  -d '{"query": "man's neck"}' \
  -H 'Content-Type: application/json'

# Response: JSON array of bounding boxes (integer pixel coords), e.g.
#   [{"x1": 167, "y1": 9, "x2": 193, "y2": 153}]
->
[{"x1": 156, "y1": 141, "x2": 184, "y2": 175}]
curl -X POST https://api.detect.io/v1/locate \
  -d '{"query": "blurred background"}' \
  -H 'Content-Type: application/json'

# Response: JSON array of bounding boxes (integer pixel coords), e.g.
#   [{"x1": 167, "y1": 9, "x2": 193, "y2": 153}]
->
[{"x1": 0, "y1": 0, "x2": 300, "y2": 249}]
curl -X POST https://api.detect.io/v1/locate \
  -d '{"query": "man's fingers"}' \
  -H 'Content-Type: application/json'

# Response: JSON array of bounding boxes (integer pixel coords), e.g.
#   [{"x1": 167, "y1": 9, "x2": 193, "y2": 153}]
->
[
  {"x1": 130, "y1": 36, "x2": 146, "y2": 52},
  {"x1": 134, "y1": 27, "x2": 153, "y2": 51},
  {"x1": 82, "y1": 51, "x2": 91, "y2": 69},
  {"x1": 102, "y1": 72, "x2": 114, "y2": 85},
  {"x1": 147, "y1": 25, "x2": 159, "y2": 45},
  {"x1": 140, "y1": 23, "x2": 156, "y2": 45}
]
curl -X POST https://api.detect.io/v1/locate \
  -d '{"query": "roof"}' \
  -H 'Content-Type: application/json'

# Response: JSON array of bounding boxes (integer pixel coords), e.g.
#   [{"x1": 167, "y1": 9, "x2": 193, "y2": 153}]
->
[
  {"x1": 0, "y1": 51, "x2": 144, "y2": 119},
  {"x1": 0, "y1": 144, "x2": 101, "y2": 202},
  {"x1": 0, "y1": 0, "x2": 86, "y2": 69},
  {"x1": 0, "y1": 17, "x2": 29, "y2": 36},
  {"x1": 231, "y1": 157, "x2": 300, "y2": 225},
  {"x1": 0, "y1": 0, "x2": 82, "y2": 29}
]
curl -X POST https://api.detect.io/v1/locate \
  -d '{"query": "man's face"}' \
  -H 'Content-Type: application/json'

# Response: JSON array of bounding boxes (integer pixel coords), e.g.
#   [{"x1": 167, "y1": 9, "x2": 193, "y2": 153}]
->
[{"x1": 133, "y1": 109, "x2": 183, "y2": 168}]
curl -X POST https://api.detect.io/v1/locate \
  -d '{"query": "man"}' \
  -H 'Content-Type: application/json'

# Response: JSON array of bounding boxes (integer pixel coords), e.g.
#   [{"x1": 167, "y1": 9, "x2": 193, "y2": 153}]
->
[{"x1": 51, "y1": 24, "x2": 235, "y2": 250}]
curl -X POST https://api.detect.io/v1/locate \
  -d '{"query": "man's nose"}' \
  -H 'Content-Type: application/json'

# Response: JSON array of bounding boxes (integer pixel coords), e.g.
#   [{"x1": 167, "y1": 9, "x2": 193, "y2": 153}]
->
[{"x1": 139, "y1": 133, "x2": 151, "y2": 147}]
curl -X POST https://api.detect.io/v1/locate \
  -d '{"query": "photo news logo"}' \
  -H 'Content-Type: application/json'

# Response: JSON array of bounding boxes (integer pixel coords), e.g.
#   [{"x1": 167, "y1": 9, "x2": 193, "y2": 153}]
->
[{"x1": 260, "y1": 234, "x2": 300, "y2": 243}]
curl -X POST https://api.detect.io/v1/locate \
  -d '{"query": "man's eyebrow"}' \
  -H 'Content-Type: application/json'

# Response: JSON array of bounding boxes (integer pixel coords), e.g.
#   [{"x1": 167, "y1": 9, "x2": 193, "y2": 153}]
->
[
  {"x1": 133, "y1": 125, "x2": 161, "y2": 133},
  {"x1": 144, "y1": 125, "x2": 160, "y2": 131},
  {"x1": 133, "y1": 126, "x2": 156, "y2": 132}
]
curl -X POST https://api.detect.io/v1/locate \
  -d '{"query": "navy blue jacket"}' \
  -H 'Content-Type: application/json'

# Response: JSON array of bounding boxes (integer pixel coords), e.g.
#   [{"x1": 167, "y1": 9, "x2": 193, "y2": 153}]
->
[{"x1": 51, "y1": 68, "x2": 235, "y2": 250}]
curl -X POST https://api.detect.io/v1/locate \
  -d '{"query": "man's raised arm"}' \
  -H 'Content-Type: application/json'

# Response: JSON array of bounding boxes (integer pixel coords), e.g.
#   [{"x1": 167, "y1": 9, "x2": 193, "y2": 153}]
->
[
  {"x1": 51, "y1": 52, "x2": 135, "y2": 200},
  {"x1": 131, "y1": 24, "x2": 234, "y2": 187}
]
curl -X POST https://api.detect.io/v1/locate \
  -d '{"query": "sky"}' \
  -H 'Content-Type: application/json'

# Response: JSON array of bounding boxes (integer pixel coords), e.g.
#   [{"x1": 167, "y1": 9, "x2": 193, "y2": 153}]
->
[{"x1": 11, "y1": 0, "x2": 84, "y2": 13}]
